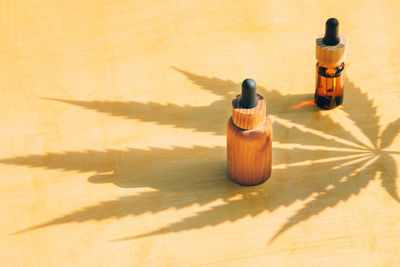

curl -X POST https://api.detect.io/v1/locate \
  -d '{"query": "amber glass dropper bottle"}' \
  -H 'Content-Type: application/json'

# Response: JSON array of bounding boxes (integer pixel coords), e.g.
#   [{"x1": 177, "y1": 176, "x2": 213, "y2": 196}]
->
[
  {"x1": 227, "y1": 79, "x2": 272, "y2": 185},
  {"x1": 315, "y1": 18, "x2": 347, "y2": 109}
]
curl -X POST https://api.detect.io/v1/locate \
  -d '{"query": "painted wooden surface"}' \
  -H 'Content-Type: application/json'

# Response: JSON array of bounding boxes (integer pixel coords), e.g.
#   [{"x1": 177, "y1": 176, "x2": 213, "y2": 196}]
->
[{"x1": 1, "y1": 0, "x2": 400, "y2": 266}]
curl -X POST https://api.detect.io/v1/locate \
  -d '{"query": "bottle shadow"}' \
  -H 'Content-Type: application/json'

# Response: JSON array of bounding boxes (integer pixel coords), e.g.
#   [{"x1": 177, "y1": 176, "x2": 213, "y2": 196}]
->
[{"x1": 2, "y1": 69, "x2": 399, "y2": 242}]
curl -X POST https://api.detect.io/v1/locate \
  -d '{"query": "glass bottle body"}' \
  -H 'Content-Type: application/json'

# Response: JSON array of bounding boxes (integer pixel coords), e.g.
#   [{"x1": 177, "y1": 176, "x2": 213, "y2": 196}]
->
[{"x1": 315, "y1": 62, "x2": 345, "y2": 109}]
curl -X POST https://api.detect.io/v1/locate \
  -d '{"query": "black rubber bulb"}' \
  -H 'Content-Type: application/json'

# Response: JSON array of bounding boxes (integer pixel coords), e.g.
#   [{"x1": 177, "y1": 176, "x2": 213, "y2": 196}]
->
[
  {"x1": 239, "y1": 78, "x2": 258, "y2": 109},
  {"x1": 323, "y1": 18, "x2": 340, "y2": 46}
]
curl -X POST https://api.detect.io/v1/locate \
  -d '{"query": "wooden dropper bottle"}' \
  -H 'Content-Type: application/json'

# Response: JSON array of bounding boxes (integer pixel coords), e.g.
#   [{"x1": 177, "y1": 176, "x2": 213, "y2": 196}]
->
[
  {"x1": 315, "y1": 18, "x2": 347, "y2": 109},
  {"x1": 227, "y1": 78, "x2": 272, "y2": 185}
]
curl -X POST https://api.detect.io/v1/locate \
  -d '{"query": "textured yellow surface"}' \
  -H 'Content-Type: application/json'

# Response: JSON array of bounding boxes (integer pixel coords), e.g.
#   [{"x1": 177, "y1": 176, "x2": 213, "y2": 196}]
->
[{"x1": 1, "y1": 0, "x2": 400, "y2": 266}]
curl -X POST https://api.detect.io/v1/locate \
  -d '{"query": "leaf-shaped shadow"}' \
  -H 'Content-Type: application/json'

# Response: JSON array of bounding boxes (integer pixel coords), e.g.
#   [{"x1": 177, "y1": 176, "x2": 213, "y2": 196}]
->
[
  {"x1": 2, "y1": 68, "x2": 399, "y2": 242},
  {"x1": 272, "y1": 119, "x2": 369, "y2": 151},
  {"x1": 341, "y1": 78, "x2": 381, "y2": 149},
  {"x1": 115, "y1": 154, "x2": 377, "y2": 241},
  {"x1": 269, "y1": 78, "x2": 400, "y2": 242},
  {"x1": 380, "y1": 118, "x2": 400, "y2": 149},
  {"x1": 4, "y1": 140, "x2": 369, "y2": 236},
  {"x1": 43, "y1": 67, "x2": 369, "y2": 151},
  {"x1": 42, "y1": 68, "x2": 307, "y2": 137},
  {"x1": 269, "y1": 155, "x2": 378, "y2": 243},
  {"x1": 379, "y1": 153, "x2": 400, "y2": 202},
  {"x1": 41, "y1": 98, "x2": 230, "y2": 135}
]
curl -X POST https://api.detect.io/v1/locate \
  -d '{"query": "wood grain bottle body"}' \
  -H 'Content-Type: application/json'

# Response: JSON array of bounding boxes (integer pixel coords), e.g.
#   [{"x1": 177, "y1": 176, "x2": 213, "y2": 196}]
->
[{"x1": 227, "y1": 94, "x2": 272, "y2": 185}]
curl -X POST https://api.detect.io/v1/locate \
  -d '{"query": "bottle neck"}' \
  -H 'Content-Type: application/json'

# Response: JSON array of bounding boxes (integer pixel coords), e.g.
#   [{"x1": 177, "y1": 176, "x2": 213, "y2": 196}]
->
[
  {"x1": 317, "y1": 62, "x2": 345, "y2": 78},
  {"x1": 316, "y1": 62, "x2": 344, "y2": 68}
]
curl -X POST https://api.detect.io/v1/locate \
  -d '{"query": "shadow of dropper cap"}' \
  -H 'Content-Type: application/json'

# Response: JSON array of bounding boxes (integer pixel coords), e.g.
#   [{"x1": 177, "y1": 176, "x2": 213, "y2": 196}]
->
[{"x1": 239, "y1": 78, "x2": 258, "y2": 109}]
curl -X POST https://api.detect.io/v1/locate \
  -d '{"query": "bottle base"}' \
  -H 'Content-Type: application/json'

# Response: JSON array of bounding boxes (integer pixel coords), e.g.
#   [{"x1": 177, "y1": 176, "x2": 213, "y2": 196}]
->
[
  {"x1": 228, "y1": 174, "x2": 270, "y2": 186},
  {"x1": 315, "y1": 95, "x2": 343, "y2": 110}
]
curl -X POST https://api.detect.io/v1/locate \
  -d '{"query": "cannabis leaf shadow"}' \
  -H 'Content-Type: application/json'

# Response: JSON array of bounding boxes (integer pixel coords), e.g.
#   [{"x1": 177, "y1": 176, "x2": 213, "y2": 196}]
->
[
  {"x1": 269, "y1": 78, "x2": 400, "y2": 242},
  {"x1": 5, "y1": 145, "x2": 370, "y2": 236},
  {"x1": 1, "y1": 69, "x2": 399, "y2": 242},
  {"x1": 41, "y1": 67, "x2": 367, "y2": 149}
]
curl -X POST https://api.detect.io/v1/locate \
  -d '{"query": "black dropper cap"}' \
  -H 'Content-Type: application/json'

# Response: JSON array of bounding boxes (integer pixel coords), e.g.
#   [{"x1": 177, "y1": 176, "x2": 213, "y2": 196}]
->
[
  {"x1": 323, "y1": 18, "x2": 340, "y2": 46},
  {"x1": 239, "y1": 78, "x2": 258, "y2": 109}
]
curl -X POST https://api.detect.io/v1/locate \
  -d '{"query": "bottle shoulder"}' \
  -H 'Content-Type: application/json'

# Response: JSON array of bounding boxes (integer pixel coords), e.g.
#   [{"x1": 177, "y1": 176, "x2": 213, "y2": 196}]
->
[{"x1": 317, "y1": 62, "x2": 345, "y2": 77}]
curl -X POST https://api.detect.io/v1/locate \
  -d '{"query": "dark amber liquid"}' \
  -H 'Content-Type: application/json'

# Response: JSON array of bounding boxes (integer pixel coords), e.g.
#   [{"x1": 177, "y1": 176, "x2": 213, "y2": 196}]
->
[{"x1": 315, "y1": 62, "x2": 345, "y2": 109}]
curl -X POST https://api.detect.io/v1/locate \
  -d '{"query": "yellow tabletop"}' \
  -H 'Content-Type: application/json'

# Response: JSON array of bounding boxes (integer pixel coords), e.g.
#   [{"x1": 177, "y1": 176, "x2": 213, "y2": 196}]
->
[{"x1": 1, "y1": 1, "x2": 400, "y2": 266}]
